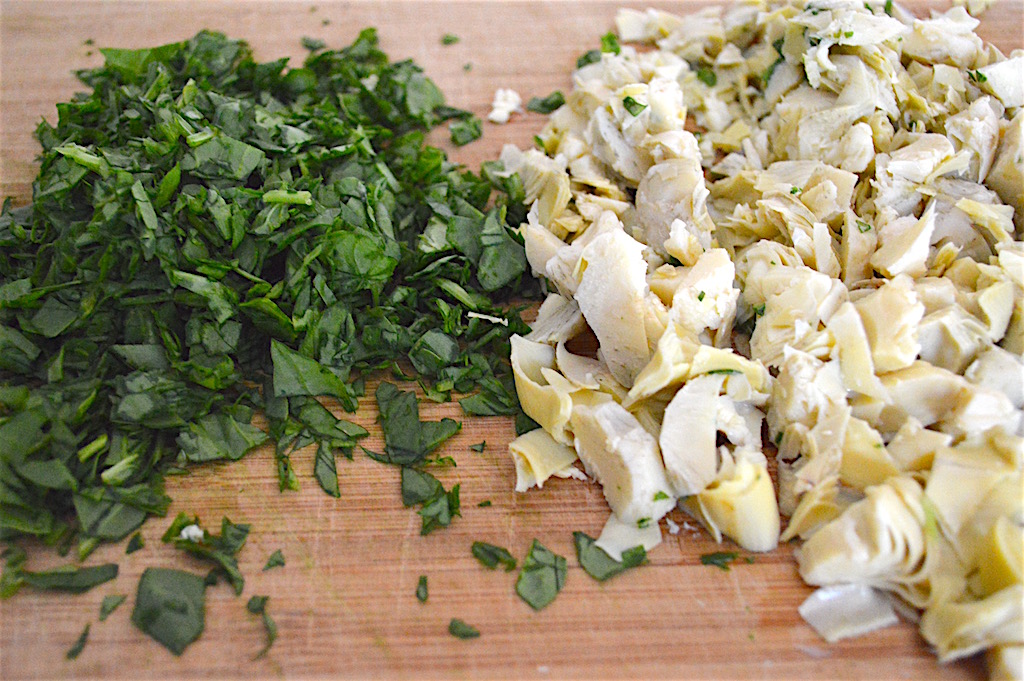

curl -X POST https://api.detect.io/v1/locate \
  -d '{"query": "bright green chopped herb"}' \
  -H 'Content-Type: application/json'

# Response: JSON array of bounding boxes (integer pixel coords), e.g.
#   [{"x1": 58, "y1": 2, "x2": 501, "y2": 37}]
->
[
  {"x1": 463, "y1": 62, "x2": 472, "y2": 71},
  {"x1": 99, "y1": 594, "x2": 127, "y2": 621},
  {"x1": 533, "y1": 134, "x2": 546, "y2": 149},
  {"x1": 477, "y1": 500, "x2": 492, "y2": 507},
  {"x1": 449, "y1": 117, "x2": 483, "y2": 146},
  {"x1": 697, "y1": 291, "x2": 706, "y2": 302},
  {"x1": 856, "y1": 220, "x2": 873, "y2": 233},
  {"x1": 448, "y1": 617, "x2": 480, "y2": 639},
  {"x1": 162, "y1": 514, "x2": 249, "y2": 595},
  {"x1": 131, "y1": 567, "x2": 206, "y2": 656},
  {"x1": 263, "y1": 549, "x2": 286, "y2": 571},
  {"x1": 515, "y1": 540, "x2": 566, "y2": 610},
  {"x1": 246, "y1": 595, "x2": 277, "y2": 659},
  {"x1": 754, "y1": 304, "x2": 766, "y2": 316},
  {"x1": 884, "y1": 0, "x2": 893, "y2": 14},
  {"x1": 968, "y1": 69, "x2": 988, "y2": 83},
  {"x1": 843, "y1": 31, "x2": 854, "y2": 38},
  {"x1": 600, "y1": 32, "x2": 621, "y2": 54},
  {"x1": 416, "y1": 575, "x2": 428, "y2": 602},
  {"x1": 653, "y1": 491, "x2": 670, "y2": 502},
  {"x1": 623, "y1": 96, "x2": 647, "y2": 116},
  {"x1": 706, "y1": 369, "x2": 740, "y2": 375},
  {"x1": 700, "y1": 551, "x2": 742, "y2": 571},
  {"x1": 469, "y1": 441, "x2": 486, "y2": 453},
  {"x1": 471, "y1": 541, "x2": 517, "y2": 571},
  {"x1": 790, "y1": 186, "x2": 802, "y2": 194},
  {"x1": 574, "y1": 532, "x2": 647, "y2": 582},
  {"x1": 774, "y1": 431, "x2": 784, "y2": 446},
  {"x1": 637, "y1": 517, "x2": 652, "y2": 529},
  {"x1": 696, "y1": 66, "x2": 717, "y2": 87},
  {"x1": 441, "y1": 33, "x2": 460, "y2": 45},
  {"x1": 526, "y1": 91, "x2": 565, "y2": 114},
  {"x1": 66, "y1": 624, "x2": 90, "y2": 660}
]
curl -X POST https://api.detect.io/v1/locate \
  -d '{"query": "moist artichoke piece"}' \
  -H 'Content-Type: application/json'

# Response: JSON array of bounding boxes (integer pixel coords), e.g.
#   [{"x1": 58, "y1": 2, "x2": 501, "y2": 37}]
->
[
  {"x1": 509, "y1": 427, "x2": 582, "y2": 492},
  {"x1": 965, "y1": 346, "x2": 1024, "y2": 409},
  {"x1": 870, "y1": 203, "x2": 937, "y2": 279},
  {"x1": 798, "y1": 584, "x2": 900, "y2": 644},
  {"x1": 919, "y1": 584, "x2": 1024, "y2": 663},
  {"x1": 779, "y1": 474, "x2": 844, "y2": 542},
  {"x1": 876, "y1": 361, "x2": 969, "y2": 433},
  {"x1": 648, "y1": 262, "x2": 689, "y2": 304},
  {"x1": 575, "y1": 228, "x2": 652, "y2": 388},
  {"x1": 570, "y1": 401, "x2": 676, "y2": 525},
  {"x1": 635, "y1": 157, "x2": 712, "y2": 257},
  {"x1": 916, "y1": 305, "x2": 990, "y2": 374},
  {"x1": 499, "y1": 145, "x2": 572, "y2": 226},
  {"x1": 665, "y1": 218, "x2": 708, "y2": 266},
  {"x1": 987, "y1": 645, "x2": 1024, "y2": 681},
  {"x1": 523, "y1": 293, "x2": 586, "y2": 345},
  {"x1": 510, "y1": 335, "x2": 577, "y2": 444},
  {"x1": 986, "y1": 111, "x2": 1024, "y2": 234},
  {"x1": 749, "y1": 265, "x2": 846, "y2": 367},
  {"x1": 840, "y1": 417, "x2": 899, "y2": 491},
  {"x1": 900, "y1": 6, "x2": 985, "y2": 69},
  {"x1": 658, "y1": 374, "x2": 726, "y2": 497},
  {"x1": 668, "y1": 248, "x2": 739, "y2": 338},
  {"x1": 937, "y1": 383, "x2": 1021, "y2": 443},
  {"x1": 682, "y1": 456, "x2": 780, "y2": 552},
  {"x1": 955, "y1": 471, "x2": 1024, "y2": 598},
  {"x1": 797, "y1": 476, "x2": 927, "y2": 591},
  {"x1": 625, "y1": 324, "x2": 699, "y2": 404},
  {"x1": 839, "y1": 211, "x2": 879, "y2": 286},
  {"x1": 522, "y1": 214, "x2": 569, "y2": 281},
  {"x1": 977, "y1": 55, "x2": 1024, "y2": 109},
  {"x1": 944, "y1": 96, "x2": 1003, "y2": 183},
  {"x1": 767, "y1": 347, "x2": 846, "y2": 435},
  {"x1": 853, "y1": 274, "x2": 924, "y2": 374},
  {"x1": 555, "y1": 340, "x2": 627, "y2": 400},
  {"x1": 886, "y1": 417, "x2": 953, "y2": 472},
  {"x1": 594, "y1": 512, "x2": 664, "y2": 561},
  {"x1": 954, "y1": 198, "x2": 1015, "y2": 248},
  {"x1": 825, "y1": 301, "x2": 888, "y2": 400}
]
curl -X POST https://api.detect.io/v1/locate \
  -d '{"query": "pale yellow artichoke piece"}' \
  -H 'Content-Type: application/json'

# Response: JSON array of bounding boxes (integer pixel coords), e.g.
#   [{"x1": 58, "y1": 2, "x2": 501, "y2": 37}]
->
[
  {"x1": 854, "y1": 274, "x2": 924, "y2": 374},
  {"x1": 916, "y1": 306, "x2": 990, "y2": 374},
  {"x1": 575, "y1": 229, "x2": 652, "y2": 388},
  {"x1": 870, "y1": 203, "x2": 936, "y2": 279},
  {"x1": 972, "y1": 514, "x2": 1024, "y2": 599},
  {"x1": 919, "y1": 584, "x2": 1024, "y2": 663},
  {"x1": 840, "y1": 417, "x2": 899, "y2": 492},
  {"x1": 779, "y1": 474, "x2": 844, "y2": 542},
  {"x1": 886, "y1": 417, "x2": 952, "y2": 472},
  {"x1": 524, "y1": 293, "x2": 586, "y2": 345},
  {"x1": 826, "y1": 301, "x2": 888, "y2": 400},
  {"x1": 509, "y1": 428, "x2": 581, "y2": 493},
  {"x1": 987, "y1": 645, "x2": 1024, "y2": 681},
  {"x1": 876, "y1": 361, "x2": 968, "y2": 433},
  {"x1": 797, "y1": 476, "x2": 927, "y2": 592},
  {"x1": 659, "y1": 374, "x2": 726, "y2": 497},
  {"x1": 683, "y1": 457, "x2": 780, "y2": 553},
  {"x1": 570, "y1": 401, "x2": 676, "y2": 526},
  {"x1": 986, "y1": 111, "x2": 1024, "y2": 233},
  {"x1": 510, "y1": 335, "x2": 576, "y2": 445}
]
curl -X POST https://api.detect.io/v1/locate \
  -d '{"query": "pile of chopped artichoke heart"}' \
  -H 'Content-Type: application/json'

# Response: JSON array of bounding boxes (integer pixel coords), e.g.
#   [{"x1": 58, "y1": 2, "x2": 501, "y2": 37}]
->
[{"x1": 503, "y1": 0, "x2": 1023, "y2": 674}]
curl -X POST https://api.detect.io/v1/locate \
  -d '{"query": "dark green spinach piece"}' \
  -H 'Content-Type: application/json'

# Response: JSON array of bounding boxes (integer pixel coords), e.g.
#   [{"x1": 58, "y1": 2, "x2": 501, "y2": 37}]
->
[
  {"x1": 99, "y1": 594, "x2": 127, "y2": 621},
  {"x1": 162, "y1": 513, "x2": 249, "y2": 594},
  {"x1": 573, "y1": 532, "x2": 647, "y2": 582},
  {"x1": 246, "y1": 595, "x2": 277, "y2": 658},
  {"x1": 515, "y1": 540, "x2": 566, "y2": 610},
  {"x1": 448, "y1": 618, "x2": 480, "y2": 639},
  {"x1": 471, "y1": 541, "x2": 517, "y2": 571},
  {"x1": 66, "y1": 624, "x2": 90, "y2": 660},
  {"x1": 263, "y1": 549, "x2": 286, "y2": 571},
  {"x1": 131, "y1": 567, "x2": 206, "y2": 656}
]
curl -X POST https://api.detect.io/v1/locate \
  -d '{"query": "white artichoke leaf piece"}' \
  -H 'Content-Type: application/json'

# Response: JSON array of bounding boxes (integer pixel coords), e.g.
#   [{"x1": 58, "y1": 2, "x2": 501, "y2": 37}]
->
[
  {"x1": 683, "y1": 456, "x2": 780, "y2": 552},
  {"x1": 570, "y1": 401, "x2": 676, "y2": 525},
  {"x1": 659, "y1": 374, "x2": 726, "y2": 497},
  {"x1": 798, "y1": 584, "x2": 900, "y2": 643},
  {"x1": 575, "y1": 228, "x2": 653, "y2": 387},
  {"x1": 510, "y1": 334, "x2": 576, "y2": 444},
  {"x1": 594, "y1": 512, "x2": 663, "y2": 561}
]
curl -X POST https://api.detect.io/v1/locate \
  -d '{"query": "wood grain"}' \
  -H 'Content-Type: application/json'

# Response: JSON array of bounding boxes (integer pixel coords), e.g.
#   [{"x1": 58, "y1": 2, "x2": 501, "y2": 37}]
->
[{"x1": 0, "y1": 1, "x2": 1020, "y2": 679}]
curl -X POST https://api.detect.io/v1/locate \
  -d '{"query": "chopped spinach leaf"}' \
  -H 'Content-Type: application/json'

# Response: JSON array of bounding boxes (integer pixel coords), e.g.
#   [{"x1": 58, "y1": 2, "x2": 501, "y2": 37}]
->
[
  {"x1": 16, "y1": 563, "x2": 119, "y2": 595},
  {"x1": 441, "y1": 33, "x2": 460, "y2": 45},
  {"x1": 162, "y1": 514, "x2": 249, "y2": 594},
  {"x1": 515, "y1": 540, "x2": 566, "y2": 610},
  {"x1": 263, "y1": 549, "x2": 286, "y2": 571},
  {"x1": 700, "y1": 551, "x2": 741, "y2": 571},
  {"x1": 622, "y1": 96, "x2": 647, "y2": 116},
  {"x1": 419, "y1": 484, "x2": 461, "y2": 535},
  {"x1": 450, "y1": 117, "x2": 483, "y2": 146},
  {"x1": 696, "y1": 66, "x2": 717, "y2": 87},
  {"x1": 448, "y1": 617, "x2": 480, "y2": 639},
  {"x1": 471, "y1": 541, "x2": 517, "y2": 571},
  {"x1": 526, "y1": 91, "x2": 565, "y2": 114},
  {"x1": 99, "y1": 594, "x2": 127, "y2": 621},
  {"x1": 66, "y1": 624, "x2": 90, "y2": 660},
  {"x1": 573, "y1": 532, "x2": 647, "y2": 582},
  {"x1": 131, "y1": 567, "x2": 206, "y2": 656},
  {"x1": 469, "y1": 441, "x2": 486, "y2": 453},
  {"x1": 246, "y1": 595, "x2": 278, "y2": 658},
  {"x1": 416, "y1": 575, "x2": 428, "y2": 602}
]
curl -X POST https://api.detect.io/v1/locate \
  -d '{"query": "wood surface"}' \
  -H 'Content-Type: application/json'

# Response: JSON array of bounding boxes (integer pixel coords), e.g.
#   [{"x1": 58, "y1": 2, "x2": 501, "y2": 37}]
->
[{"x1": 0, "y1": 1, "x2": 1021, "y2": 679}]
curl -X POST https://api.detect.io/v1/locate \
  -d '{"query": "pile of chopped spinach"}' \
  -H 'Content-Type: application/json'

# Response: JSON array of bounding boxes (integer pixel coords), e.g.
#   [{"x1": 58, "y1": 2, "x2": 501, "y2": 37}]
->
[{"x1": 0, "y1": 28, "x2": 535, "y2": 560}]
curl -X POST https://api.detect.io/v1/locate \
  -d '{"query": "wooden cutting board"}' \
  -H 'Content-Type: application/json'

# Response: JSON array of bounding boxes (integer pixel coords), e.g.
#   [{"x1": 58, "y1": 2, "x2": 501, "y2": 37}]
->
[{"x1": 0, "y1": 1, "x2": 1020, "y2": 678}]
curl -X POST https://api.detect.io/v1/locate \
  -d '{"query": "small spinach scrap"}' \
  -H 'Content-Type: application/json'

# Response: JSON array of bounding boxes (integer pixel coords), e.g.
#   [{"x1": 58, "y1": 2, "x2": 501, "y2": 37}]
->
[{"x1": 0, "y1": 28, "x2": 533, "y2": 560}]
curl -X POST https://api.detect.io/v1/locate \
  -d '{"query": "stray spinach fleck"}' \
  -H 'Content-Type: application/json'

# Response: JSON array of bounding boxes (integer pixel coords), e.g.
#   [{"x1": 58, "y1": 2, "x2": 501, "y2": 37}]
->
[
  {"x1": 448, "y1": 617, "x2": 480, "y2": 639},
  {"x1": 471, "y1": 541, "x2": 517, "y2": 571}
]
